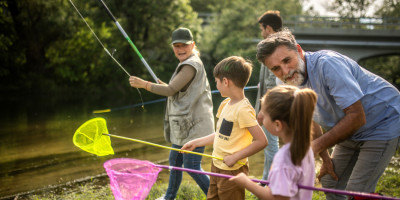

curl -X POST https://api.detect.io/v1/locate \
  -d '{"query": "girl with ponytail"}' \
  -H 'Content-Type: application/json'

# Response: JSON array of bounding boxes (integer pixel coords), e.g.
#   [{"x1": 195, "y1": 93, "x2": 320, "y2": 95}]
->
[{"x1": 230, "y1": 85, "x2": 317, "y2": 200}]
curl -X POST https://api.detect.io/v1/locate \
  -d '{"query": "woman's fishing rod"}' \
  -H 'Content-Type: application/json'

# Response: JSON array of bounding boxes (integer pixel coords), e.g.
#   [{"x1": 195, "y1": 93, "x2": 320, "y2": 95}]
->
[
  {"x1": 69, "y1": 0, "x2": 131, "y2": 77},
  {"x1": 68, "y1": 0, "x2": 144, "y2": 107},
  {"x1": 97, "y1": 0, "x2": 158, "y2": 82}
]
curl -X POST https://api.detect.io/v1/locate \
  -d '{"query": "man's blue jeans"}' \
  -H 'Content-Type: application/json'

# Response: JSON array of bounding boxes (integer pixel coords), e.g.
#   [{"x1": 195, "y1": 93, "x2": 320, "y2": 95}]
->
[
  {"x1": 320, "y1": 137, "x2": 400, "y2": 200},
  {"x1": 262, "y1": 126, "x2": 279, "y2": 181},
  {"x1": 164, "y1": 144, "x2": 210, "y2": 200}
]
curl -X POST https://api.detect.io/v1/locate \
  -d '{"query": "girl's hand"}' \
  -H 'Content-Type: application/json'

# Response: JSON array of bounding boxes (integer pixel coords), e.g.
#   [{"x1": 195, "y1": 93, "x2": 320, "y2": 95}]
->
[
  {"x1": 223, "y1": 154, "x2": 239, "y2": 167},
  {"x1": 229, "y1": 172, "x2": 249, "y2": 187},
  {"x1": 129, "y1": 76, "x2": 146, "y2": 88}
]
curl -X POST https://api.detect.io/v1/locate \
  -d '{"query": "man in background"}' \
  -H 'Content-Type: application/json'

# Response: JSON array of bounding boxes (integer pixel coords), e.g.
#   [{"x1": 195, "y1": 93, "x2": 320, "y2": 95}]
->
[{"x1": 255, "y1": 10, "x2": 283, "y2": 183}]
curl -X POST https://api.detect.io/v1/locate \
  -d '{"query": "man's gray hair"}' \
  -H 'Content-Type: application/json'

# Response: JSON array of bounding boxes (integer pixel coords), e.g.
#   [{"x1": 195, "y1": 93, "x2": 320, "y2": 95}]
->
[{"x1": 256, "y1": 28, "x2": 298, "y2": 64}]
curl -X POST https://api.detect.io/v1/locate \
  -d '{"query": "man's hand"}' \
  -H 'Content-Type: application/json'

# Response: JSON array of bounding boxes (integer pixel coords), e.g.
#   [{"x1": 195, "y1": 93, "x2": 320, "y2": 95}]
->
[{"x1": 318, "y1": 157, "x2": 338, "y2": 181}]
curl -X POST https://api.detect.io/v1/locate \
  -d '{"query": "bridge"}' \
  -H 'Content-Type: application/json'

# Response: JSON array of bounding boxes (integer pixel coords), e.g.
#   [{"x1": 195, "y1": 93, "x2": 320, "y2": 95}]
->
[
  {"x1": 283, "y1": 16, "x2": 400, "y2": 62},
  {"x1": 199, "y1": 14, "x2": 400, "y2": 62}
]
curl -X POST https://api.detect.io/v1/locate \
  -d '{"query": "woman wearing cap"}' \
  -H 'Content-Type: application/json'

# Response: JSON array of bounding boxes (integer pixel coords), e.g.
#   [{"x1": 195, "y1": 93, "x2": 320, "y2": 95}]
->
[{"x1": 129, "y1": 27, "x2": 214, "y2": 200}]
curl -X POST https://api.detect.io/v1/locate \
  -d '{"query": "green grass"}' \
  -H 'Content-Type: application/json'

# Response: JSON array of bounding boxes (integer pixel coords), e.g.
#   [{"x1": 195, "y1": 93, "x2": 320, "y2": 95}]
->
[
  {"x1": 25, "y1": 151, "x2": 400, "y2": 200},
  {"x1": 25, "y1": 169, "x2": 400, "y2": 200},
  {"x1": 29, "y1": 183, "x2": 114, "y2": 200}
]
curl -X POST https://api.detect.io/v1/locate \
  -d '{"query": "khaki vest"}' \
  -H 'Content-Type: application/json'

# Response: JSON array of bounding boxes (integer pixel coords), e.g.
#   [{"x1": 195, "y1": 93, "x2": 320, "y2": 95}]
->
[{"x1": 164, "y1": 54, "x2": 215, "y2": 145}]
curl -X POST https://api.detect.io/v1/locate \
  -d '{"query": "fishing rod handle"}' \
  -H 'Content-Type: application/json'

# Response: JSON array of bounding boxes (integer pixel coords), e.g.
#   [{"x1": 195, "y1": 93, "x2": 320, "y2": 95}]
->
[{"x1": 140, "y1": 58, "x2": 159, "y2": 82}]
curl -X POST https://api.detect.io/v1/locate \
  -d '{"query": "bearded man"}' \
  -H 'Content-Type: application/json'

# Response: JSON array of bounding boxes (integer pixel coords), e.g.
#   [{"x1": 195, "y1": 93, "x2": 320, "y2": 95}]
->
[{"x1": 256, "y1": 29, "x2": 400, "y2": 200}]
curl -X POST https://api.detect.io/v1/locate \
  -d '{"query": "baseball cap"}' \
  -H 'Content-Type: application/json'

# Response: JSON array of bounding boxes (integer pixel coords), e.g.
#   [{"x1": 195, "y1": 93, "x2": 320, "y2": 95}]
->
[{"x1": 171, "y1": 28, "x2": 193, "y2": 44}]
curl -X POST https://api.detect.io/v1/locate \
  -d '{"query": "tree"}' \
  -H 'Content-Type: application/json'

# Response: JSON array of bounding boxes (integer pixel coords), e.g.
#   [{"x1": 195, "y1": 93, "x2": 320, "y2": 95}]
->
[
  {"x1": 1, "y1": 0, "x2": 74, "y2": 91},
  {"x1": 359, "y1": 0, "x2": 400, "y2": 90},
  {"x1": 199, "y1": 0, "x2": 303, "y2": 87},
  {"x1": 375, "y1": 0, "x2": 400, "y2": 18},
  {"x1": 359, "y1": 55, "x2": 400, "y2": 89},
  {"x1": 0, "y1": 0, "x2": 202, "y2": 95},
  {"x1": 101, "y1": 0, "x2": 202, "y2": 84},
  {"x1": 327, "y1": 0, "x2": 375, "y2": 17}
]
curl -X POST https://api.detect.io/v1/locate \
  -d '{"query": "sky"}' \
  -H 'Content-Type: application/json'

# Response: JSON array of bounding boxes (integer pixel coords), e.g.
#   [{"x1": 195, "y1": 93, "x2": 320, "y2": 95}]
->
[{"x1": 303, "y1": 0, "x2": 384, "y2": 17}]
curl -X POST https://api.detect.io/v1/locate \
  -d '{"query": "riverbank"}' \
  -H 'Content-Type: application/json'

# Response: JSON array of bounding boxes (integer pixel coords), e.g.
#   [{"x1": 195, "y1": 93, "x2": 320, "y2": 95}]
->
[
  {"x1": 6, "y1": 151, "x2": 400, "y2": 200},
  {"x1": 9, "y1": 166, "x2": 400, "y2": 200}
]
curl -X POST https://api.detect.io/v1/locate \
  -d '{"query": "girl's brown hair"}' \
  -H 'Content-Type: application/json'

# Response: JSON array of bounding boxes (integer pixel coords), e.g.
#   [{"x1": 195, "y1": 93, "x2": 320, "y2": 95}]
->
[{"x1": 262, "y1": 85, "x2": 317, "y2": 166}]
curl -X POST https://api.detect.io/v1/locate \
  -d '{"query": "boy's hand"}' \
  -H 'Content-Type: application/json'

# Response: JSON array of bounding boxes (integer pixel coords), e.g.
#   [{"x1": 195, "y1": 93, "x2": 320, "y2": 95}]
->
[
  {"x1": 223, "y1": 154, "x2": 238, "y2": 167},
  {"x1": 181, "y1": 141, "x2": 196, "y2": 152}
]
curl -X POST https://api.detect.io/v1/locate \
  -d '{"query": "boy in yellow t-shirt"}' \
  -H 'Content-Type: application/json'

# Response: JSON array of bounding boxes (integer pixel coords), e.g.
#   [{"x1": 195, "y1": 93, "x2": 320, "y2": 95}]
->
[{"x1": 182, "y1": 56, "x2": 268, "y2": 200}]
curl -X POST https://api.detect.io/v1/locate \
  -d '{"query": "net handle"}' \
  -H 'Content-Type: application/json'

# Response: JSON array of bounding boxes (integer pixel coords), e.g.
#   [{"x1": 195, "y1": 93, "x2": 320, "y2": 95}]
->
[
  {"x1": 104, "y1": 133, "x2": 246, "y2": 165},
  {"x1": 154, "y1": 164, "x2": 400, "y2": 200}
]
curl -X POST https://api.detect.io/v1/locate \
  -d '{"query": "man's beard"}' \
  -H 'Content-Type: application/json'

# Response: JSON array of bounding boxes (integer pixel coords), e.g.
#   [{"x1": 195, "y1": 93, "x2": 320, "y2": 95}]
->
[{"x1": 282, "y1": 54, "x2": 306, "y2": 86}]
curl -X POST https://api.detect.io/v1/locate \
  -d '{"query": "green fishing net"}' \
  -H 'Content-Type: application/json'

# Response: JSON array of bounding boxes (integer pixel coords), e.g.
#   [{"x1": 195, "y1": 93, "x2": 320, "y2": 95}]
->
[{"x1": 73, "y1": 117, "x2": 114, "y2": 156}]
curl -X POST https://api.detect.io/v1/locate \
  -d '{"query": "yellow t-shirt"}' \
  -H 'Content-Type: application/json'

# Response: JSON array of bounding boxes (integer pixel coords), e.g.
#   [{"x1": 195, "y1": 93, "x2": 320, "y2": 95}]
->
[{"x1": 212, "y1": 98, "x2": 258, "y2": 170}]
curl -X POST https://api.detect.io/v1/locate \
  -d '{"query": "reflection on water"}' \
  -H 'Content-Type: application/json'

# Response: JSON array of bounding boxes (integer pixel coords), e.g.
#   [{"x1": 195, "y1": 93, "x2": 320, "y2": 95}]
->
[
  {"x1": 0, "y1": 92, "x2": 170, "y2": 198},
  {"x1": 0, "y1": 90, "x2": 258, "y2": 198}
]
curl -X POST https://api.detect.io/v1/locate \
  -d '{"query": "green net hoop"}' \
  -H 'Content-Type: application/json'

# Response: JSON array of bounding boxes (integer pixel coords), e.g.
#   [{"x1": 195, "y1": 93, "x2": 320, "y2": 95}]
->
[{"x1": 73, "y1": 117, "x2": 114, "y2": 156}]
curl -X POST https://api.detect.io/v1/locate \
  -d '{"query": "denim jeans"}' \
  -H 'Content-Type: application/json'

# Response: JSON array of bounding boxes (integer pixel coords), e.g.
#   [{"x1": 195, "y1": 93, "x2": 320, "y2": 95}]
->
[
  {"x1": 164, "y1": 144, "x2": 210, "y2": 200},
  {"x1": 320, "y1": 137, "x2": 400, "y2": 200},
  {"x1": 261, "y1": 126, "x2": 279, "y2": 180}
]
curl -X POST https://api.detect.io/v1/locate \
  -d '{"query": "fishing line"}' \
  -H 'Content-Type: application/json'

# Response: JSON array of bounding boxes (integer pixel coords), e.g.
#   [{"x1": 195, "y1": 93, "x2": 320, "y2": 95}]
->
[
  {"x1": 68, "y1": 0, "x2": 144, "y2": 108},
  {"x1": 69, "y1": 0, "x2": 129, "y2": 76},
  {"x1": 98, "y1": 0, "x2": 159, "y2": 82},
  {"x1": 92, "y1": 86, "x2": 259, "y2": 114}
]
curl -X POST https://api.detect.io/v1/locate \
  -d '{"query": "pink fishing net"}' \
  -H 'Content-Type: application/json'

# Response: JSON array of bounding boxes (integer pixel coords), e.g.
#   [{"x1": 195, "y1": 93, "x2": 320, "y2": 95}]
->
[{"x1": 104, "y1": 158, "x2": 162, "y2": 200}]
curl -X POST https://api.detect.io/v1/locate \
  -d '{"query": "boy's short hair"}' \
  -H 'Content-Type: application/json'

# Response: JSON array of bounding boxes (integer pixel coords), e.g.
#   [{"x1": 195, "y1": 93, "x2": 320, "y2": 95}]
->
[
  {"x1": 258, "y1": 10, "x2": 282, "y2": 32},
  {"x1": 213, "y1": 56, "x2": 252, "y2": 88}
]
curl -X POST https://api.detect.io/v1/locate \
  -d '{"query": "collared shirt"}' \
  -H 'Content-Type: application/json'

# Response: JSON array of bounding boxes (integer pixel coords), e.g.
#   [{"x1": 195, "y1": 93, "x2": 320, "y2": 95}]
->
[{"x1": 303, "y1": 50, "x2": 400, "y2": 140}]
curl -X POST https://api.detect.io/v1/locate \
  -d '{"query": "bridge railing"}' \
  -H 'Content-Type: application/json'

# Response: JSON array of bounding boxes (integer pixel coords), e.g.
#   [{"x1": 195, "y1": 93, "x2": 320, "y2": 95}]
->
[{"x1": 284, "y1": 16, "x2": 400, "y2": 30}]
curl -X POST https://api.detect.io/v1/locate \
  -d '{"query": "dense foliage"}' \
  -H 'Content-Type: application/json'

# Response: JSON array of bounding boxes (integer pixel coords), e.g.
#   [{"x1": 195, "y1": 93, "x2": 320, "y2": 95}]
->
[
  {"x1": 0, "y1": 0, "x2": 201, "y2": 96},
  {"x1": 1, "y1": 0, "x2": 399, "y2": 96}
]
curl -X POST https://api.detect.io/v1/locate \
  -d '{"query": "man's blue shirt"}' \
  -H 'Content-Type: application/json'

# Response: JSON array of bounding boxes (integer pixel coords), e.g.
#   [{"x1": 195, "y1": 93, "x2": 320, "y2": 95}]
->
[{"x1": 304, "y1": 50, "x2": 400, "y2": 140}]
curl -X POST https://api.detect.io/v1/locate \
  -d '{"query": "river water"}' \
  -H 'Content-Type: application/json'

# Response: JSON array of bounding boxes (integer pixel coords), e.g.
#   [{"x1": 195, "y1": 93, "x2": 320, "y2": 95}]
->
[
  {"x1": 0, "y1": 89, "x2": 260, "y2": 199},
  {"x1": 0, "y1": 92, "x2": 165, "y2": 198}
]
